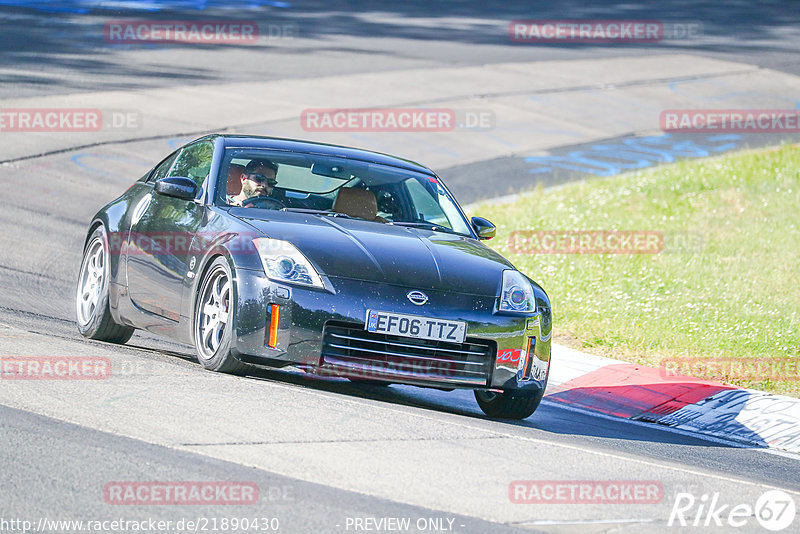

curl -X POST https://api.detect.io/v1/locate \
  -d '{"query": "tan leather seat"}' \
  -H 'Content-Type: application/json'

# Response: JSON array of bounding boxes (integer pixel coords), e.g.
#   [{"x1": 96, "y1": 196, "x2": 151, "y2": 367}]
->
[
  {"x1": 333, "y1": 188, "x2": 382, "y2": 221},
  {"x1": 227, "y1": 163, "x2": 245, "y2": 196}
]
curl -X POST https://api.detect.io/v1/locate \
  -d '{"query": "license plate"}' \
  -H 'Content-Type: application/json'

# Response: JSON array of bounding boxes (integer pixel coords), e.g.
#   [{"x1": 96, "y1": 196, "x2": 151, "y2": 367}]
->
[{"x1": 365, "y1": 310, "x2": 466, "y2": 344}]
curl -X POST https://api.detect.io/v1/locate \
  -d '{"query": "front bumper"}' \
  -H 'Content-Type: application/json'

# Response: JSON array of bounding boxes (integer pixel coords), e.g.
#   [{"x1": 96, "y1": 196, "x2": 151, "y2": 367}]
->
[{"x1": 230, "y1": 268, "x2": 550, "y2": 393}]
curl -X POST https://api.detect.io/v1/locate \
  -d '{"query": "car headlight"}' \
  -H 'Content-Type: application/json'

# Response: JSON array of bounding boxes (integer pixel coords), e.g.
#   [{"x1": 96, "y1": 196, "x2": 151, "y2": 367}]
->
[
  {"x1": 499, "y1": 270, "x2": 536, "y2": 312},
  {"x1": 252, "y1": 238, "x2": 324, "y2": 289}
]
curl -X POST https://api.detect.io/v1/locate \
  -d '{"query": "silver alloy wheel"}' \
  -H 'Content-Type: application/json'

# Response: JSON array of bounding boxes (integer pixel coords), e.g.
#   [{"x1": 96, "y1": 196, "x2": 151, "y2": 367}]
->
[
  {"x1": 76, "y1": 237, "x2": 105, "y2": 327},
  {"x1": 196, "y1": 267, "x2": 231, "y2": 360}
]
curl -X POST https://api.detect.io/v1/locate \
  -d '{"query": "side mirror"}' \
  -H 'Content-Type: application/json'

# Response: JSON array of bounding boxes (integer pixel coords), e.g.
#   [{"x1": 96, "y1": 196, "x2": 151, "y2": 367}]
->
[
  {"x1": 471, "y1": 216, "x2": 496, "y2": 240},
  {"x1": 155, "y1": 176, "x2": 197, "y2": 201}
]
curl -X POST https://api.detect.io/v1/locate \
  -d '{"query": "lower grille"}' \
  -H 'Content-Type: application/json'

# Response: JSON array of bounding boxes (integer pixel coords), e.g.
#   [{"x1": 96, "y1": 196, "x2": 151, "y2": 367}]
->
[{"x1": 319, "y1": 321, "x2": 494, "y2": 386}]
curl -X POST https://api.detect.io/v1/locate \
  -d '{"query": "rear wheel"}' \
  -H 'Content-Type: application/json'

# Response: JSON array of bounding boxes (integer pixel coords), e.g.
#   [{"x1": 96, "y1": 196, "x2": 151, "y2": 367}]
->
[
  {"x1": 474, "y1": 389, "x2": 544, "y2": 420},
  {"x1": 76, "y1": 226, "x2": 135, "y2": 344},
  {"x1": 193, "y1": 257, "x2": 248, "y2": 375}
]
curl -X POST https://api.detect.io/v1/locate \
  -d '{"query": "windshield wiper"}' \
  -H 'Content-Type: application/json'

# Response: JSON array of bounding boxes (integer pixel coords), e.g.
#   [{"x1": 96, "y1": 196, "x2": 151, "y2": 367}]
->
[
  {"x1": 390, "y1": 221, "x2": 455, "y2": 234},
  {"x1": 282, "y1": 208, "x2": 353, "y2": 219}
]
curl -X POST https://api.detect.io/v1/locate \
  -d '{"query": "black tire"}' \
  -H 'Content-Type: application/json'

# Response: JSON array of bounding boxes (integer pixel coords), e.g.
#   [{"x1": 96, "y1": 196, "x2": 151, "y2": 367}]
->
[
  {"x1": 193, "y1": 257, "x2": 249, "y2": 375},
  {"x1": 76, "y1": 226, "x2": 135, "y2": 344},
  {"x1": 474, "y1": 388, "x2": 544, "y2": 420}
]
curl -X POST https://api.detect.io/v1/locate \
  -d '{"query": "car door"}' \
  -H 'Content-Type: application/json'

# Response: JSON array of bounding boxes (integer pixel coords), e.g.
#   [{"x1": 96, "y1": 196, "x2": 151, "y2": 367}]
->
[{"x1": 125, "y1": 141, "x2": 214, "y2": 321}]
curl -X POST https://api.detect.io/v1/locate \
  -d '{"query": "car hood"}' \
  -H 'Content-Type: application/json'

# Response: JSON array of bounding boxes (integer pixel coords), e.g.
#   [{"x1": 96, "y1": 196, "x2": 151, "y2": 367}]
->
[{"x1": 233, "y1": 210, "x2": 513, "y2": 296}]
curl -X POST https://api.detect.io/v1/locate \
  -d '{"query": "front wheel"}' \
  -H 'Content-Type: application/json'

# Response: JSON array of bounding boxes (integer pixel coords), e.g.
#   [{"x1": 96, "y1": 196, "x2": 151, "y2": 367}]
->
[
  {"x1": 474, "y1": 389, "x2": 544, "y2": 420},
  {"x1": 193, "y1": 257, "x2": 248, "y2": 375},
  {"x1": 76, "y1": 226, "x2": 135, "y2": 344}
]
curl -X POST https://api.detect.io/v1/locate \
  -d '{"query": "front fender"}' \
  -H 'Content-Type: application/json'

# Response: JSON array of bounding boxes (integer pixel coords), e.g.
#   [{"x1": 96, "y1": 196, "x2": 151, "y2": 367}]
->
[{"x1": 177, "y1": 209, "x2": 267, "y2": 344}]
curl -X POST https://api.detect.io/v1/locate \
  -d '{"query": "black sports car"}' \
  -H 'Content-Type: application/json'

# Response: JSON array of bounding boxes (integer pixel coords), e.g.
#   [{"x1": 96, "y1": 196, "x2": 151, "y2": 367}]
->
[{"x1": 76, "y1": 135, "x2": 552, "y2": 419}]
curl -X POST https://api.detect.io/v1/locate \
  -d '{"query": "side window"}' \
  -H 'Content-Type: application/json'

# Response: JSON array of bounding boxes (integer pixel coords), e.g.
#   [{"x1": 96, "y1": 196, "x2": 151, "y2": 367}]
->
[
  {"x1": 404, "y1": 178, "x2": 451, "y2": 228},
  {"x1": 147, "y1": 151, "x2": 178, "y2": 183},
  {"x1": 169, "y1": 141, "x2": 214, "y2": 187}
]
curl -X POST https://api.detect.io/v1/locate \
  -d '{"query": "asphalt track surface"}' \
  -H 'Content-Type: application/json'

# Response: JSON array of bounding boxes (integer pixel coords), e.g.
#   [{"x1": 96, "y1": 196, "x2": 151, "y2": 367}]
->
[
  {"x1": 2, "y1": 0, "x2": 800, "y2": 100},
  {"x1": 1, "y1": 2, "x2": 800, "y2": 533}
]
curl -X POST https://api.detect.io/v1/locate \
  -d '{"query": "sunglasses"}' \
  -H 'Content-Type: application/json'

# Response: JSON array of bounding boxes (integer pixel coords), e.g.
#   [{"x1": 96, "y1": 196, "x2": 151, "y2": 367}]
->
[{"x1": 247, "y1": 173, "x2": 277, "y2": 185}]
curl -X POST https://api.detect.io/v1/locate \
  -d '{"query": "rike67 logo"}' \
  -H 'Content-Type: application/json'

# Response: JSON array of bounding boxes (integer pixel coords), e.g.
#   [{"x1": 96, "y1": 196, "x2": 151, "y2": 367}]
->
[{"x1": 669, "y1": 490, "x2": 796, "y2": 531}]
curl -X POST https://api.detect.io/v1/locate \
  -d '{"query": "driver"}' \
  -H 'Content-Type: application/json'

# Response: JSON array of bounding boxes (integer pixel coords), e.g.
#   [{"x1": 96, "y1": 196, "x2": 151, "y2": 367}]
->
[{"x1": 227, "y1": 159, "x2": 279, "y2": 206}]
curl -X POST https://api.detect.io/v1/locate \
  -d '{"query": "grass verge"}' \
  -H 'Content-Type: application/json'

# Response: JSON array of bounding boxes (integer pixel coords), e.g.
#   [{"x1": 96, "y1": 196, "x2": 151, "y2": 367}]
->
[{"x1": 470, "y1": 144, "x2": 800, "y2": 396}]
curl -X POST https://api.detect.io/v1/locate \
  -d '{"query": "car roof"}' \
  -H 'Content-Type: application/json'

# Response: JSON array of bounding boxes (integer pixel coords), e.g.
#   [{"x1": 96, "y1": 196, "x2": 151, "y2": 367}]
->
[{"x1": 213, "y1": 134, "x2": 436, "y2": 176}]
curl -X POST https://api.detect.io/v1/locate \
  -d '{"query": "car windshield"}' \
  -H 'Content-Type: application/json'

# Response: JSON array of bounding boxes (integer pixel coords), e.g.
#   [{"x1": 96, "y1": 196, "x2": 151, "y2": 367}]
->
[{"x1": 219, "y1": 148, "x2": 474, "y2": 237}]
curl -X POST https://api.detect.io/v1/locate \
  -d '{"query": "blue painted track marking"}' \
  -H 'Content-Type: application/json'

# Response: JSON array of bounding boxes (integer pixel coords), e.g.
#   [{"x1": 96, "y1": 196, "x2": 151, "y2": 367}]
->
[
  {"x1": 668, "y1": 79, "x2": 795, "y2": 106},
  {"x1": 72, "y1": 153, "x2": 150, "y2": 177},
  {"x1": 525, "y1": 133, "x2": 743, "y2": 176}
]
